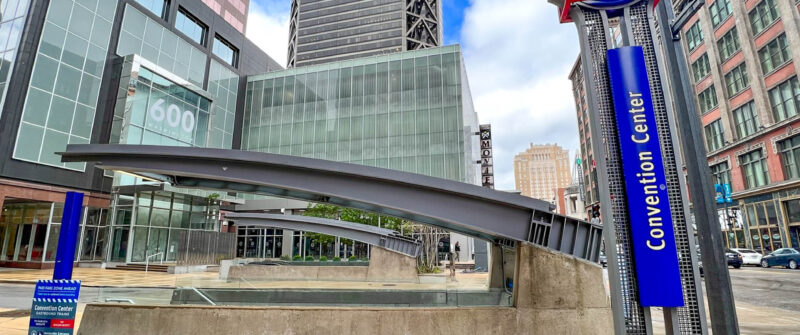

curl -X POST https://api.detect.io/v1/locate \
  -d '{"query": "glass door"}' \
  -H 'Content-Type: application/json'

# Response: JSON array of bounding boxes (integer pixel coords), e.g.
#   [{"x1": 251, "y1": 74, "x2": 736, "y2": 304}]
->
[
  {"x1": 110, "y1": 227, "x2": 129, "y2": 262},
  {"x1": 147, "y1": 228, "x2": 169, "y2": 262}
]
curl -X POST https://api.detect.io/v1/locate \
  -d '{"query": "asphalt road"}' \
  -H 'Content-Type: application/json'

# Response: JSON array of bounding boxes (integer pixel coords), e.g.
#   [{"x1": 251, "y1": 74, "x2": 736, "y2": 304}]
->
[{"x1": 727, "y1": 266, "x2": 800, "y2": 311}]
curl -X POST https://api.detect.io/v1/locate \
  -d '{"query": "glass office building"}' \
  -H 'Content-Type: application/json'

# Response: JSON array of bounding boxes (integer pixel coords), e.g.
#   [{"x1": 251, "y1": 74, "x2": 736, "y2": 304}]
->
[
  {"x1": 242, "y1": 45, "x2": 480, "y2": 185},
  {"x1": 0, "y1": 0, "x2": 280, "y2": 268}
]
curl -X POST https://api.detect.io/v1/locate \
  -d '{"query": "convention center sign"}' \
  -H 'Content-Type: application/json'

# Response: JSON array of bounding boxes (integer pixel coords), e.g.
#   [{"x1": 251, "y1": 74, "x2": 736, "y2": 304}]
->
[
  {"x1": 29, "y1": 279, "x2": 81, "y2": 335},
  {"x1": 607, "y1": 46, "x2": 683, "y2": 307}
]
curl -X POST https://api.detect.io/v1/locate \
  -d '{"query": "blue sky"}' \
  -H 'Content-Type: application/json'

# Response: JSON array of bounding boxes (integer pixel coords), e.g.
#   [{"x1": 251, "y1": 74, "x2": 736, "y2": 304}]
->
[{"x1": 247, "y1": 0, "x2": 582, "y2": 193}]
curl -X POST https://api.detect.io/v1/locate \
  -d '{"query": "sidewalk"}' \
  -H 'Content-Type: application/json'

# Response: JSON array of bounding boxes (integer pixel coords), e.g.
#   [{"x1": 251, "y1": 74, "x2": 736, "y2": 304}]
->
[
  {"x1": 0, "y1": 267, "x2": 217, "y2": 287},
  {"x1": 0, "y1": 306, "x2": 85, "y2": 335}
]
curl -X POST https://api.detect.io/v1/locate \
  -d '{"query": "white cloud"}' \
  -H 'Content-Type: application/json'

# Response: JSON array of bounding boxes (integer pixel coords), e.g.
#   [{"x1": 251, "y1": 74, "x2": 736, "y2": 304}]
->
[
  {"x1": 460, "y1": 0, "x2": 581, "y2": 191},
  {"x1": 246, "y1": 0, "x2": 291, "y2": 66}
]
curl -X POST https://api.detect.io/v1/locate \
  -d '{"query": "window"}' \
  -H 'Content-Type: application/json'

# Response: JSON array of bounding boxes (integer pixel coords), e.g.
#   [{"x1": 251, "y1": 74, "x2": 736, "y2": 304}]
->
[
  {"x1": 749, "y1": 0, "x2": 780, "y2": 35},
  {"x1": 686, "y1": 21, "x2": 704, "y2": 51},
  {"x1": 704, "y1": 119, "x2": 724, "y2": 152},
  {"x1": 717, "y1": 27, "x2": 741, "y2": 61},
  {"x1": 175, "y1": 8, "x2": 207, "y2": 46},
  {"x1": 740, "y1": 150, "x2": 770, "y2": 189},
  {"x1": 710, "y1": 162, "x2": 732, "y2": 186},
  {"x1": 758, "y1": 34, "x2": 791, "y2": 74},
  {"x1": 725, "y1": 63, "x2": 749, "y2": 96},
  {"x1": 709, "y1": 0, "x2": 732, "y2": 27},
  {"x1": 779, "y1": 135, "x2": 800, "y2": 179},
  {"x1": 135, "y1": 0, "x2": 169, "y2": 20},
  {"x1": 698, "y1": 85, "x2": 718, "y2": 113},
  {"x1": 213, "y1": 35, "x2": 239, "y2": 67},
  {"x1": 732, "y1": 101, "x2": 759, "y2": 138},
  {"x1": 769, "y1": 77, "x2": 800, "y2": 122},
  {"x1": 692, "y1": 54, "x2": 711, "y2": 82}
]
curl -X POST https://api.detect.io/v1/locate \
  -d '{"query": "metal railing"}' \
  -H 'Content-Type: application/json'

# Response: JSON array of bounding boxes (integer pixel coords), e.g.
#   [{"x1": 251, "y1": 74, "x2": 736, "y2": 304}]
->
[{"x1": 145, "y1": 252, "x2": 163, "y2": 273}]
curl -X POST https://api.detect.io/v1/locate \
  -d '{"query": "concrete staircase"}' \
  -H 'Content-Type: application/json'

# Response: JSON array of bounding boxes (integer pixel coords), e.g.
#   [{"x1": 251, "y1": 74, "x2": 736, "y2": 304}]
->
[{"x1": 108, "y1": 264, "x2": 170, "y2": 272}]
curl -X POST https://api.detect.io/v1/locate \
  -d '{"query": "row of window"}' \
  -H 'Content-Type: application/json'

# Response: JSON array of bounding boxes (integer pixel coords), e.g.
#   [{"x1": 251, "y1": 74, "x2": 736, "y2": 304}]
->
[
  {"x1": 134, "y1": 0, "x2": 238, "y2": 67},
  {"x1": 687, "y1": 0, "x2": 781, "y2": 53},
  {"x1": 702, "y1": 76, "x2": 800, "y2": 152},
  {"x1": 710, "y1": 131, "x2": 800, "y2": 192}
]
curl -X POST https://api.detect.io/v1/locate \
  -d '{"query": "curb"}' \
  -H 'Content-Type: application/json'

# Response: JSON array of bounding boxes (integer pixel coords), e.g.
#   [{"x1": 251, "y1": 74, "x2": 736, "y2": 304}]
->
[{"x1": 0, "y1": 280, "x2": 176, "y2": 289}]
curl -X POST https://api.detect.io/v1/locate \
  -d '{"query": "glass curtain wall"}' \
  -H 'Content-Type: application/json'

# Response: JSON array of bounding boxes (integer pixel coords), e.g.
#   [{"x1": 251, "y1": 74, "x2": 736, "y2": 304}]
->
[
  {"x1": 13, "y1": 0, "x2": 117, "y2": 170},
  {"x1": 0, "y1": 0, "x2": 32, "y2": 116},
  {"x1": 242, "y1": 46, "x2": 476, "y2": 184},
  {"x1": 119, "y1": 191, "x2": 220, "y2": 263},
  {"x1": 236, "y1": 227, "x2": 283, "y2": 258},
  {"x1": 0, "y1": 200, "x2": 109, "y2": 263}
]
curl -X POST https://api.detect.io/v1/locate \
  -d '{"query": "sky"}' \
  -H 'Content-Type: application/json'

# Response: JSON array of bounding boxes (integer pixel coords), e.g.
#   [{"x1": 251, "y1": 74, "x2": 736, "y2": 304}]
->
[{"x1": 247, "y1": 0, "x2": 582, "y2": 191}]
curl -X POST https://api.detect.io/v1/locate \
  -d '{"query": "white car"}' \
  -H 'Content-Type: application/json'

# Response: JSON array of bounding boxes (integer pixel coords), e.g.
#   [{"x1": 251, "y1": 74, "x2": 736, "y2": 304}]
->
[{"x1": 731, "y1": 248, "x2": 762, "y2": 266}]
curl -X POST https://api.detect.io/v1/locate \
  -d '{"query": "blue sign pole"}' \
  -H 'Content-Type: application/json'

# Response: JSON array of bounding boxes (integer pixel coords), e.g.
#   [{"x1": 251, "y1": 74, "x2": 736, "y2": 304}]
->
[
  {"x1": 53, "y1": 192, "x2": 84, "y2": 280},
  {"x1": 607, "y1": 46, "x2": 684, "y2": 307}
]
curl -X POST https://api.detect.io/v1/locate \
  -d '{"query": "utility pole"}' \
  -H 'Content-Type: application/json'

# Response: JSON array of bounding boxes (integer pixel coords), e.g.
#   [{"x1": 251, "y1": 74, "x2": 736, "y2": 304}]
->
[{"x1": 656, "y1": 0, "x2": 740, "y2": 333}]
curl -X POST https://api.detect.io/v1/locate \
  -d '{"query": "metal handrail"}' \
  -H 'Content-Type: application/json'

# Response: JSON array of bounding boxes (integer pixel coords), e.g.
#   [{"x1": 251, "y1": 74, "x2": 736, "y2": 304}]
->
[
  {"x1": 191, "y1": 287, "x2": 216, "y2": 306},
  {"x1": 145, "y1": 252, "x2": 163, "y2": 273}
]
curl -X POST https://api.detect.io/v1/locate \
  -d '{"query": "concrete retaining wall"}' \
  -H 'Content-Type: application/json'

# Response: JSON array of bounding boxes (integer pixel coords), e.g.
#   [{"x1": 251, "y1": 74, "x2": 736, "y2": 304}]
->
[
  {"x1": 225, "y1": 247, "x2": 418, "y2": 283},
  {"x1": 78, "y1": 244, "x2": 612, "y2": 335}
]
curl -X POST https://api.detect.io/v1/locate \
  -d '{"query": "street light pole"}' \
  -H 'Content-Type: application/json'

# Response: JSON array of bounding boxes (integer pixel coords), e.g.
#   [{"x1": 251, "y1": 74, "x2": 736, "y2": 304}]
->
[{"x1": 656, "y1": 0, "x2": 740, "y2": 334}]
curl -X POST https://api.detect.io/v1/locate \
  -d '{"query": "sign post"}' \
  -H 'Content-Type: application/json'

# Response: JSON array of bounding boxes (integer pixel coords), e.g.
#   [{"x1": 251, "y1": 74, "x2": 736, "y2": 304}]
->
[{"x1": 29, "y1": 191, "x2": 84, "y2": 335}]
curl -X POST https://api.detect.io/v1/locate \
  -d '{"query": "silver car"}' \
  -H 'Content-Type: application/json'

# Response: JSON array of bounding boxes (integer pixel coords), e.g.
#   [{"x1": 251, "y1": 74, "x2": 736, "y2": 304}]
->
[{"x1": 730, "y1": 248, "x2": 762, "y2": 266}]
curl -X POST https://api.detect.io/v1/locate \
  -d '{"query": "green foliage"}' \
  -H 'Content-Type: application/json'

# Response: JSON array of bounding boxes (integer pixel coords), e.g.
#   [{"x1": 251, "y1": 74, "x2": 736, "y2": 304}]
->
[
  {"x1": 304, "y1": 255, "x2": 315, "y2": 262},
  {"x1": 320, "y1": 256, "x2": 328, "y2": 262},
  {"x1": 293, "y1": 255, "x2": 302, "y2": 261},
  {"x1": 348, "y1": 255, "x2": 357, "y2": 261},
  {"x1": 333, "y1": 257, "x2": 341, "y2": 262},
  {"x1": 417, "y1": 264, "x2": 442, "y2": 274},
  {"x1": 303, "y1": 204, "x2": 413, "y2": 239},
  {"x1": 280, "y1": 255, "x2": 291, "y2": 261}
]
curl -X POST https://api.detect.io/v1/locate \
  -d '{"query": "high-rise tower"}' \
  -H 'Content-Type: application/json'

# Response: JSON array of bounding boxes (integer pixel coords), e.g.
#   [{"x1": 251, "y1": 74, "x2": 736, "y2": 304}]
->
[{"x1": 287, "y1": 0, "x2": 442, "y2": 68}]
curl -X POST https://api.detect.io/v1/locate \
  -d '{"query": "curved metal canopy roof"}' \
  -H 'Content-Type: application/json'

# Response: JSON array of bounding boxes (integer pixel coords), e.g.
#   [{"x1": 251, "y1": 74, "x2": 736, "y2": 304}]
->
[
  {"x1": 227, "y1": 213, "x2": 421, "y2": 257},
  {"x1": 60, "y1": 144, "x2": 602, "y2": 263}
]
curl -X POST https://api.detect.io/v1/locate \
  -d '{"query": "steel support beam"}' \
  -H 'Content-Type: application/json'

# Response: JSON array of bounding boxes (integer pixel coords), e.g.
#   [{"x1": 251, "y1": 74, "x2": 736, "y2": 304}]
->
[
  {"x1": 657, "y1": 1, "x2": 739, "y2": 333},
  {"x1": 228, "y1": 213, "x2": 421, "y2": 257},
  {"x1": 60, "y1": 144, "x2": 603, "y2": 263}
]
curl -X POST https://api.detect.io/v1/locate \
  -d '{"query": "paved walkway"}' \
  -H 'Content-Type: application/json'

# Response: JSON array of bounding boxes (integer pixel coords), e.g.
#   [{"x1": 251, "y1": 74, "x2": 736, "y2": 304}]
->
[
  {"x1": 0, "y1": 267, "x2": 217, "y2": 287},
  {"x1": 0, "y1": 306, "x2": 85, "y2": 335}
]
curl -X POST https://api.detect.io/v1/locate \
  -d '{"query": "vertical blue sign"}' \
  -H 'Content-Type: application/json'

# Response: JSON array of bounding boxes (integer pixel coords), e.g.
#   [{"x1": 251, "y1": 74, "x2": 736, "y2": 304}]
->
[
  {"x1": 607, "y1": 46, "x2": 684, "y2": 307},
  {"x1": 54, "y1": 192, "x2": 84, "y2": 280}
]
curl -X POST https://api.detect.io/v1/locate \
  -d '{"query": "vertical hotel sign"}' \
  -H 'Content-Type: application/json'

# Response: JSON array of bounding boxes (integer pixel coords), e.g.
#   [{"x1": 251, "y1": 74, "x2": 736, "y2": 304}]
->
[
  {"x1": 480, "y1": 124, "x2": 494, "y2": 189},
  {"x1": 607, "y1": 46, "x2": 683, "y2": 307}
]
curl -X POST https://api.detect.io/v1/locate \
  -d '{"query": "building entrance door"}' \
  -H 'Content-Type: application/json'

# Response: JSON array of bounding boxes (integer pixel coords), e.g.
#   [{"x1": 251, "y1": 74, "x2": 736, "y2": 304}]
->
[{"x1": 110, "y1": 227, "x2": 129, "y2": 262}]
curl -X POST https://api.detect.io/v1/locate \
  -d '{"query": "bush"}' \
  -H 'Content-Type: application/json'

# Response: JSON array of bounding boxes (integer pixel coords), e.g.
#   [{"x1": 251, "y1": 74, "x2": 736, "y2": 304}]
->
[
  {"x1": 319, "y1": 256, "x2": 328, "y2": 262},
  {"x1": 305, "y1": 255, "x2": 315, "y2": 262},
  {"x1": 432, "y1": 267, "x2": 442, "y2": 274},
  {"x1": 348, "y1": 255, "x2": 357, "y2": 261},
  {"x1": 280, "y1": 255, "x2": 291, "y2": 261},
  {"x1": 292, "y1": 255, "x2": 302, "y2": 261},
  {"x1": 333, "y1": 257, "x2": 341, "y2": 262}
]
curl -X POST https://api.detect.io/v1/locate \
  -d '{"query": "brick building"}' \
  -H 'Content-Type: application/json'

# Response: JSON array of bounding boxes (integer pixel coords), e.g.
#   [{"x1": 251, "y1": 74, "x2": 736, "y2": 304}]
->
[{"x1": 680, "y1": 0, "x2": 800, "y2": 253}]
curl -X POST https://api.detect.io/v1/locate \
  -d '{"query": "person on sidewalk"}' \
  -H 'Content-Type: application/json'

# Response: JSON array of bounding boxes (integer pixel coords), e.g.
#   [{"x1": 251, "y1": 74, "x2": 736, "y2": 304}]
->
[
  {"x1": 454, "y1": 242, "x2": 461, "y2": 262},
  {"x1": 449, "y1": 251, "x2": 456, "y2": 280}
]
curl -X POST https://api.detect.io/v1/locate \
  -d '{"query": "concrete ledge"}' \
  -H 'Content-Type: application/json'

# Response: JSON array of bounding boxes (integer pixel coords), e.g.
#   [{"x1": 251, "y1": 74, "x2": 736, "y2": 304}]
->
[{"x1": 225, "y1": 247, "x2": 419, "y2": 283}]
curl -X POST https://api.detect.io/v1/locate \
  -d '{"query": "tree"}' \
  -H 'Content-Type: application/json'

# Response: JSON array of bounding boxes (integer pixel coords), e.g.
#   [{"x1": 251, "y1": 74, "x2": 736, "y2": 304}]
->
[{"x1": 303, "y1": 204, "x2": 441, "y2": 273}]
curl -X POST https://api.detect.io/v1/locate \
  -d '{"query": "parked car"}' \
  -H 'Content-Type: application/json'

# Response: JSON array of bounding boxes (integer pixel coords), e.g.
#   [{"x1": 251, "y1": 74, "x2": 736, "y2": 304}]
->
[
  {"x1": 730, "y1": 248, "x2": 762, "y2": 266},
  {"x1": 725, "y1": 249, "x2": 742, "y2": 269},
  {"x1": 760, "y1": 248, "x2": 800, "y2": 269}
]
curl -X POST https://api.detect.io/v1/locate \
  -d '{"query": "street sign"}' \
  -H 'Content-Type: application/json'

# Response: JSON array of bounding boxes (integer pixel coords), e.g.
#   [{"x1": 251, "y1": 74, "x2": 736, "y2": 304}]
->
[
  {"x1": 715, "y1": 184, "x2": 732, "y2": 204},
  {"x1": 29, "y1": 279, "x2": 81, "y2": 335},
  {"x1": 607, "y1": 46, "x2": 684, "y2": 307},
  {"x1": 479, "y1": 124, "x2": 494, "y2": 189}
]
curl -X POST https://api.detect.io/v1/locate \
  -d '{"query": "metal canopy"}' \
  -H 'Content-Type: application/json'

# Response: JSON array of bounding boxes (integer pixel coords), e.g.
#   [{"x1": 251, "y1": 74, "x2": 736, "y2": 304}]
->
[
  {"x1": 227, "y1": 213, "x2": 421, "y2": 257},
  {"x1": 60, "y1": 144, "x2": 603, "y2": 263}
]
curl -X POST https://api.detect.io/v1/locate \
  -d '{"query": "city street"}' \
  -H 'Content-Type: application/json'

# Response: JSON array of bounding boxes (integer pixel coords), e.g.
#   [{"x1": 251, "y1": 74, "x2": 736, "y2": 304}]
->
[{"x1": 727, "y1": 267, "x2": 800, "y2": 312}]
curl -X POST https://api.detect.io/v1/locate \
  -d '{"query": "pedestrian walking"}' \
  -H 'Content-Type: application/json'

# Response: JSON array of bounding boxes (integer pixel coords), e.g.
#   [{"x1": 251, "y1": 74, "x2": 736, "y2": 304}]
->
[{"x1": 454, "y1": 242, "x2": 461, "y2": 262}]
